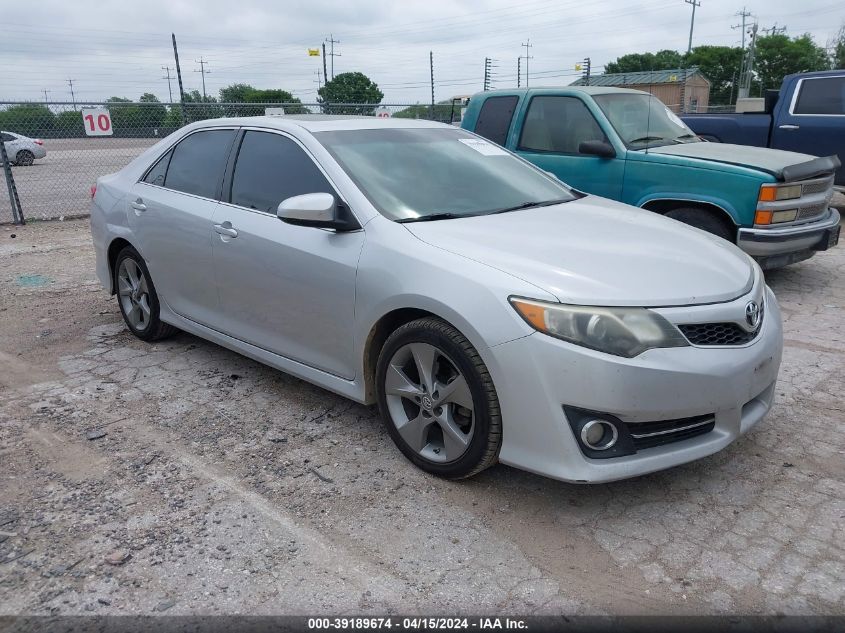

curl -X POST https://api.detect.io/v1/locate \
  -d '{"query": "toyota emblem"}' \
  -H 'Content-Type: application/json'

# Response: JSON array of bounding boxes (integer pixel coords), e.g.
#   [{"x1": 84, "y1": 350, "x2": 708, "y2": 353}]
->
[{"x1": 745, "y1": 301, "x2": 761, "y2": 329}]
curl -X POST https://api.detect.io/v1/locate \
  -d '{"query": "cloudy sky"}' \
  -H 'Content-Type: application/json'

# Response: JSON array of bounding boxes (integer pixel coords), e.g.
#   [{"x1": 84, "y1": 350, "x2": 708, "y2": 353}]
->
[{"x1": 1, "y1": 0, "x2": 842, "y2": 105}]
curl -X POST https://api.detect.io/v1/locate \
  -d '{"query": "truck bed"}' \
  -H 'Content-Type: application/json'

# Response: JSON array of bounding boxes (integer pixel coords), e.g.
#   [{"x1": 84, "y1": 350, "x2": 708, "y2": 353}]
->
[{"x1": 681, "y1": 113, "x2": 772, "y2": 147}]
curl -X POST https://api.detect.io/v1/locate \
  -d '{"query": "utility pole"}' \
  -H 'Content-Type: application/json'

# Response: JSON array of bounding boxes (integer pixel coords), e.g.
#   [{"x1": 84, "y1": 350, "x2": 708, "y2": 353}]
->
[
  {"x1": 762, "y1": 23, "x2": 787, "y2": 36},
  {"x1": 322, "y1": 43, "x2": 329, "y2": 85},
  {"x1": 194, "y1": 58, "x2": 210, "y2": 100},
  {"x1": 67, "y1": 79, "x2": 76, "y2": 110},
  {"x1": 172, "y1": 34, "x2": 186, "y2": 125},
  {"x1": 684, "y1": 0, "x2": 701, "y2": 54},
  {"x1": 429, "y1": 51, "x2": 435, "y2": 118},
  {"x1": 517, "y1": 57, "x2": 521, "y2": 88},
  {"x1": 43, "y1": 89, "x2": 50, "y2": 104},
  {"x1": 732, "y1": 7, "x2": 753, "y2": 49},
  {"x1": 161, "y1": 66, "x2": 174, "y2": 103},
  {"x1": 582, "y1": 57, "x2": 592, "y2": 86},
  {"x1": 520, "y1": 39, "x2": 533, "y2": 87},
  {"x1": 738, "y1": 22, "x2": 758, "y2": 99},
  {"x1": 325, "y1": 34, "x2": 341, "y2": 79},
  {"x1": 483, "y1": 57, "x2": 493, "y2": 91}
]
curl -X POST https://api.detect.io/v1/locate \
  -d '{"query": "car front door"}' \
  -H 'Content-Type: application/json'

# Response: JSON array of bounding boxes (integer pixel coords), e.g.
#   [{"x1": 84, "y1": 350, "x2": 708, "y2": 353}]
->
[
  {"x1": 210, "y1": 129, "x2": 364, "y2": 379},
  {"x1": 771, "y1": 75, "x2": 845, "y2": 185},
  {"x1": 515, "y1": 95, "x2": 624, "y2": 199},
  {"x1": 128, "y1": 128, "x2": 238, "y2": 327}
]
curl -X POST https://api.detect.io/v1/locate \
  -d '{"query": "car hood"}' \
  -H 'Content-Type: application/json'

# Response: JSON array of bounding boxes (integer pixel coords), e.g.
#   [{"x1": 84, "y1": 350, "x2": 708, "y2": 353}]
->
[
  {"x1": 645, "y1": 142, "x2": 816, "y2": 178},
  {"x1": 404, "y1": 197, "x2": 753, "y2": 307}
]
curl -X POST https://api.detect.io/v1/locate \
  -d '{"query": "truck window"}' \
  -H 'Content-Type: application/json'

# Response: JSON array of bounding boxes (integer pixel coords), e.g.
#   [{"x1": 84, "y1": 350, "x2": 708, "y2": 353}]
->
[
  {"x1": 794, "y1": 76, "x2": 845, "y2": 115},
  {"x1": 474, "y1": 96, "x2": 519, "y2": 145},
  {"x1": 518, "y1": 96, "x2": 607, "y2": 154}
]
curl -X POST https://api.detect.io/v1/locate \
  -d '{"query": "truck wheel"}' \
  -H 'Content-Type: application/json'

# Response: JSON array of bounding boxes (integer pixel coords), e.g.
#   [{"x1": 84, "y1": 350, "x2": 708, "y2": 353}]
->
[{"x1": 664, "y1": 207, "x2": 734, "y2": 242}]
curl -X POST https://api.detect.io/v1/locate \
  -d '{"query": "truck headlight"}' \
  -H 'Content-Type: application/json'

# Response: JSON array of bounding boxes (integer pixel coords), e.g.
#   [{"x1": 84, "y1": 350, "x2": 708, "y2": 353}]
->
[
  {"x1": 510, "y1": 297, "x2": 689, "y2": 358},
  {"x1": 759, "y1": 183, "x2": 801, "y2": 202}
]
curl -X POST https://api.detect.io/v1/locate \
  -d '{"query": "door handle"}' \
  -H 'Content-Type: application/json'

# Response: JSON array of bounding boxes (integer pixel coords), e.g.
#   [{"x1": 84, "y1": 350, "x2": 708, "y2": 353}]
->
[
  {"x1": 213, "y1": 222, "x2": 239, "y2": 238},
  {"x1": 778, "y1": 124, "x2": 799, "y2": 130},
  {"x1": 130, "y1": 198, "x2": 146, "y2": 212}
]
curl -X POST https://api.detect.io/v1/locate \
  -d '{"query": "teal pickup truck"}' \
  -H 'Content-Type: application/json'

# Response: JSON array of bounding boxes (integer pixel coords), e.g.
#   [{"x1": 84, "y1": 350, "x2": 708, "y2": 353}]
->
[{"x1": 461, "y1": 87, "x2": 840, "y2": 269}]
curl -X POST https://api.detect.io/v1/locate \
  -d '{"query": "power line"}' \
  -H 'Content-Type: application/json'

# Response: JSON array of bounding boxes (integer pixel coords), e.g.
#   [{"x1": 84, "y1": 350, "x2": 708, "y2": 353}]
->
[
  {"x1": 161, "y1": 65, "x2": 174, "y2": 102},
  {"x1": 762, "y1": 23, "x2": 787, "y2": 36},
  {"x1": 66, "y1": 78, "x2": 76, "y2": 110},
  {"x1": 194, "y1": 57, "x2": 211, "y2": 99},
  {"x1": 520, "y1": 39, "x2": 533, "y2": 87},
  {"x1": 685, "y1": 0, "x2": 702, "y2": 54},
  {"x1": 325, "y1": 34, "x2": 341, "y2": 79},
  {"x1": 732, "y1": 7, "x2": 753, "y2": 49}
]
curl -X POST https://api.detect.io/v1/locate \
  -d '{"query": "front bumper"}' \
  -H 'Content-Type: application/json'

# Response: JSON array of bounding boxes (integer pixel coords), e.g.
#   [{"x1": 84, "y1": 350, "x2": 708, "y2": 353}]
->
[
  {"x1": 737, "y1": 208, "x2": 840, "y2": 267},
  {"x1": 484, "y1": 287, "x2": 783, "y2": 483}
]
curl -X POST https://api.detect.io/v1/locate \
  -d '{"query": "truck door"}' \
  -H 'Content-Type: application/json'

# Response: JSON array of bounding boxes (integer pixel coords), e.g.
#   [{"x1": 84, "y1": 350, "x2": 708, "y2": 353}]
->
[
  {"x1": 771, "y1": 75, "x2": 845, "y2": 185},
  {"x1": 513, "y1": 96, "x2": 624, "y2": 199}
]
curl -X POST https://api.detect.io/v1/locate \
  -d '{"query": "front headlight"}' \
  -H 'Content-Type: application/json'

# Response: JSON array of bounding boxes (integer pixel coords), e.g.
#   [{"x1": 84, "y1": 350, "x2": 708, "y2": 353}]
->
[{"x1": 510, "y1": 297, "x2": 689, "y2": 358}]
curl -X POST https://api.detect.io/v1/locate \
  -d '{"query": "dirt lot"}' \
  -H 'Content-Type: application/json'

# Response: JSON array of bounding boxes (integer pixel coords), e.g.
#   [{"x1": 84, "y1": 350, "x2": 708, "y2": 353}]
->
[{"x1": 0, "y1": 219, "x2": 843, "y2": 616}]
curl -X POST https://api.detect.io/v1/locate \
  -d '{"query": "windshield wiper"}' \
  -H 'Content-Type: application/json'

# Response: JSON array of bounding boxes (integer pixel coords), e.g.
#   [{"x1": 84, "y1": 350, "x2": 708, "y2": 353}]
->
[
  {"x1": 674, "y1": 133, "x2": 699, "y2": 143},
  {"x1": 487, "y1": 198, "x2": 572, "y2": 215},
  {"x1": 396, "y1": 212, "x2": 464, "y2": 223},
  {"x1": 628, "y1": 135, "x2": 665, "y2": 144}
]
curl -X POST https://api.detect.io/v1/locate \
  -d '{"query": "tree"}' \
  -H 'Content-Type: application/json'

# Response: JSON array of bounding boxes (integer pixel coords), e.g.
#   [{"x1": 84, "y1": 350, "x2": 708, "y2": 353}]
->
[
  {"x1": 830, "y1": 23, "x2": 845, "y2": 69},
  {"x1": 754, "y1": 34, "x2": 830, "y2": 91},
  {"x1": 218, "y1": 84, "x2": 306, "y2": 116},
  {"x1": 604, "y1": 50, "x2": 684, "y2": 74},
  {"x1": 685, "y1": 45, "x2": 745, "y2": 105},
  {"x1": 394, "y1": 101, "x2": 459, "y2": 123},
  {"x1": 318, "y1": 72, "x2": 383, "y2": 114},
  {"x1": 0, "y1": 104, "x2": 55, "y2": 137},
  {"x1": 138, "y1": 92, "x2": 167, "y2": 128},
  {"x1": 55, "y1": 110, "x2": 85, "y2": 136}
]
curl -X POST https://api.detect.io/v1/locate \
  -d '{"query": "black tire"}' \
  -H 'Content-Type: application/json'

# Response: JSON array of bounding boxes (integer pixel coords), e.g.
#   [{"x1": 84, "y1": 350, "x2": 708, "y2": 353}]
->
[
  {"x1": 375, "y1": 317, "x2": 502, "y2": 479},
  {"x1": 16, "y1": 150, "x2": 34, "y2": 166},
  {"x1": 113, "y1": 245, "x2": 178, "y2": 342},
  {"x1": 664, "y1": 207, "x2": 734, "y2": 242}
]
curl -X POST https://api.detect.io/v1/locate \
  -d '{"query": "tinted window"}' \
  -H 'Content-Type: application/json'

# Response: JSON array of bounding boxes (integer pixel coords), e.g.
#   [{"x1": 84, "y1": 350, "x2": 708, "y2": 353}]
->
[
  {"x1": 474, "y1": 96, "x2": 519, "y2": 145},
  {"x1": 1, "y1": 133, "x2": 15, "y2": 142},
  {"x1": 230, "y1": 131, "x2": 334, "y2": 213},
  {"x1": 143, "y1": 149, "x2": 172, "y2": 186},
  {"x1": 164, "y1": 130, "x2": 236, "y2": 198},
  {"x1": 794, "y1": 76, "x2": 845, "y2": 115},
  {"x1": 519, "y1": 96, "x2": 607, "y2": 154}
]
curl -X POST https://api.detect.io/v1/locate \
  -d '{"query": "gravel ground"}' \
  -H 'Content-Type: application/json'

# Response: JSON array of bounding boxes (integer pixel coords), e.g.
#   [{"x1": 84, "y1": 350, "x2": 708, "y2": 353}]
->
[{"x1": 0, "y1": 218, "x2": 843, "y2": 616}]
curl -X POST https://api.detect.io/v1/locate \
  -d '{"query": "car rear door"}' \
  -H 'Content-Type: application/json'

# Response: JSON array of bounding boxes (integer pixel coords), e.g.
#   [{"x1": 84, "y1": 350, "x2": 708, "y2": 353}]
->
[
  {"x1": 210, "y1": 129, "x2": 364, "y2": 379},
  {"x1": 771, "y1": 75, "x2": 845, "y2": 185},
  {"x1": 513, "y1": 95, "x2": 624, "y2": 199},
  {"x1": 129, "y1": 127, "x2": 238, "y2": 327}
]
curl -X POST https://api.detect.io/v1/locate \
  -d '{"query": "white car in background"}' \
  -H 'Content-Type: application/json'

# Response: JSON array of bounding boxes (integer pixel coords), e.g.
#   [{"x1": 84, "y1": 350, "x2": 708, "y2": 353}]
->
[{"x1": 1, "y1": 131, "x2": 46, "y2": 166}]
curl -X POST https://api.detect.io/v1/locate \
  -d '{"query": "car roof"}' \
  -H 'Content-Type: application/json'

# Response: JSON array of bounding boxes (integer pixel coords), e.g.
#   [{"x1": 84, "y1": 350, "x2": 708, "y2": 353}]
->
[
  {"x1": 186, "y1": 114, "x2": 450, "y2": 133},
  {"x1": 475, "y1": 86, "x2": 651, "y2": 97}
]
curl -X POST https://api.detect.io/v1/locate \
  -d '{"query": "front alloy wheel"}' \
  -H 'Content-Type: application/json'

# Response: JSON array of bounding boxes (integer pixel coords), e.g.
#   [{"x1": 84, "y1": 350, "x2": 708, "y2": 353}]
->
[{"x1": 376, "y1": 317, "x2": 501, "y2": 479}]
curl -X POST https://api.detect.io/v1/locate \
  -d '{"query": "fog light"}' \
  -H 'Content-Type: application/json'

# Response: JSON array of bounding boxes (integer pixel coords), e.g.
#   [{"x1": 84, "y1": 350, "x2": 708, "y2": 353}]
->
[{"x1": 580, "y1": 419, "x2": 618, "y2": 451}]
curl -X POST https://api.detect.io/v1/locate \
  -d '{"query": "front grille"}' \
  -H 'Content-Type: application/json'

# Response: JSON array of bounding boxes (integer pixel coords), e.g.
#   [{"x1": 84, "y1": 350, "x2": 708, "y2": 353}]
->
[
  {"x1": 801, "y1": 176, "x2": 834, "y2": 196},
  {"x1": 627, "y1": 414, "x2": 715, "y2": 450},
  {"x1": 679, "y1": 322, "x2": 758, "y2": 346},
  {"x1": 796, "y1": 202, "x2": 828, "y2": 222}
]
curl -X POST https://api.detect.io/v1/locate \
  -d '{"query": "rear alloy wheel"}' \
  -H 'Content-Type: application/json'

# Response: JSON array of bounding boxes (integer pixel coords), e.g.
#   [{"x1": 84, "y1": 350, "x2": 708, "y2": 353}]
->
[
  {"x1": 376, "y1": 317, "x2": 501, "y2": 479},
  {"x1": 665, "y1": 207, "x2": 734, "y2": 242},
  {"x1": 16, "y1": 150, "x2": 34, "y2": 166},
  {"x1": 114, "y1": 246, "x2": 177, "y2": 342}
]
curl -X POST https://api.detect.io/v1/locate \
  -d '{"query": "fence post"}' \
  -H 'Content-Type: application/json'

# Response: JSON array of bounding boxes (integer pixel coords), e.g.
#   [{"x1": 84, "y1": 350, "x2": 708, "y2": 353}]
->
[{"x1": 0, "y1": 136, "x2": 25, "y2": 225}]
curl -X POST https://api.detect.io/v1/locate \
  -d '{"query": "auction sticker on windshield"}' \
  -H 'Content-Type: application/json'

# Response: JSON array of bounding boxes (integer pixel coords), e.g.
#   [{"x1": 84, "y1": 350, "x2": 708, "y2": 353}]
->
[{"x1": 458, "y1": 138, "x2": 509, "y2": 156}]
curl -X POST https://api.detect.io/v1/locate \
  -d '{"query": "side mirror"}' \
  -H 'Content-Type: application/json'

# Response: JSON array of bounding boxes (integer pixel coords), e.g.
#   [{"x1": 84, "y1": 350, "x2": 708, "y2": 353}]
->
[
  {"x1": 277, "y1": 193, "x2": 357, "y2": 231},
  {"x1": 578, "y1": 140, "x2": 616, "y2": 159}
]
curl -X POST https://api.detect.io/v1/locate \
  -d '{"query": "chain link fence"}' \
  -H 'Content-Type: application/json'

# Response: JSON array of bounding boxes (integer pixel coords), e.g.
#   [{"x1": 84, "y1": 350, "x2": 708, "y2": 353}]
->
[{"x1": 1, "y1": 100, "x2": 461, "y2": 224}]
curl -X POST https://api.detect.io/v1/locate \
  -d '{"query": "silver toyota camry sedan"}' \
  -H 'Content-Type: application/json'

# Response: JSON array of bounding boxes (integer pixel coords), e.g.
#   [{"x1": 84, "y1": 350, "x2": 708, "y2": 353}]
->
[{"x1": 90, "y1": 115, "x2": 783, "y2": 483}]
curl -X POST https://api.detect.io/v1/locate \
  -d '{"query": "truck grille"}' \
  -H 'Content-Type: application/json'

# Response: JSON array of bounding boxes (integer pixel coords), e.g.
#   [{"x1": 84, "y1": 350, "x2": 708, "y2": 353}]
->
[
  {"x1": 679, "y1": 322, "x2": 759, "y2": 346},
  {"x1": 627, "y1": 414, "x2": 716, "y2": 450},
  {"x1": 797, "y1": 202, "x2": 828, "y2": 222},
  {"x1": 801, "y1": 175, "x2": 834, "y2": 196}
]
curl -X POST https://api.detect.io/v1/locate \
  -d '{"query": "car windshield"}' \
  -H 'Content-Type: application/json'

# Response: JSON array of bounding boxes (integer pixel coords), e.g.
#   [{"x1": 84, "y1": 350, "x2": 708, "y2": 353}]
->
[
  {"x1": 593, "y1": 93, "x2": 701, "y2": 149},
  {"x1": 314, "y1": 128, "x2": 574, "y2": 222}
]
